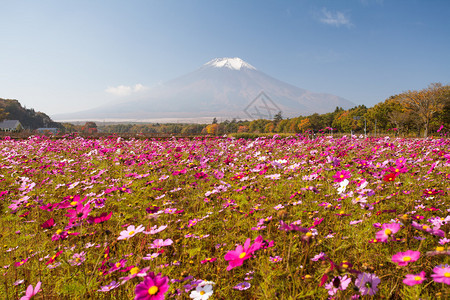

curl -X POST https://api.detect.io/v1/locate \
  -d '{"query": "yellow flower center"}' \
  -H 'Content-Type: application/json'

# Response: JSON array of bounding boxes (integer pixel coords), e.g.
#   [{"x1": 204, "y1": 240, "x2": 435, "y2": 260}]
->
[
  {"x1": 340, "y1": 175, "x2": 344, "y2": 178},
  {"x1": 129, "y1": 231, "x2": 135, "y2": 235},
  {"x1": 444, "y1": 272, "x2": 450, "y2": 278},
  {"x1": 436, "y1": 246, "x2": 444, "y2": 252},
  {"x1": 422, "y1": 225, "x2": 429, "y2": 230},
  {"x1": 239, "y1": 252, "x2": 246, "y2": 259},
  {"x1": 115, "y1": 262, "x2": 121, "y2": 268},
  {"x1": 306, "y1": 232, "x2": 313, "y2": 237},
  {"x1": 414, "y1": 276, "x2": 422, "y2": 281},
  {"x1": 70, "y1": 201, "x2": 78, "y2": 206},
  {"x1": 402, "y1": 256, "x2": 411, "y2": 262},
  {"x1": 56, "y1": 229, "x2": 63, "y2": 235},
  {"x1": 130, "y1": 267, "x2": 139, "y2": 274},
  {"x1": 200, "y1": 291, "x2": 206, "y2": 295},
  {"x1": 148, "y1": 285, "x2": 158, "y2": 295},
  {"x1": 384, "y1": 229, "x2": 392, "y2": 235}
]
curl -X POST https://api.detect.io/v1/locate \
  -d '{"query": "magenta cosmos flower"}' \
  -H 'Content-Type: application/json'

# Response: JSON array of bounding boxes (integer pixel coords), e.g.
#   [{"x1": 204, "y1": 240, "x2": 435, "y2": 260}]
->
[
  {"x1": 332, "y1": 170, "x2": 351, "y2": 182},
  {"x1": 65, "y1": 202, "x2": 91, "y2": 221},
  {"x1": 375, "y1": 223, "x2": 401, "y2": 242},
  {"x1": 391, "y1": 250, "x2": 420, "y2": 266},
  {"x1": 224, "y1": 236, "x2": 263, "y2": 271},
  {"x1": 430, "y1": 264, "x2": 450, "y2": 285},
  {"x1": 135, "y1": 272, "x2": 170, "y2": 300},
  {"x1": 403, "y1": 271, "x2": 426, "y2": 286}
]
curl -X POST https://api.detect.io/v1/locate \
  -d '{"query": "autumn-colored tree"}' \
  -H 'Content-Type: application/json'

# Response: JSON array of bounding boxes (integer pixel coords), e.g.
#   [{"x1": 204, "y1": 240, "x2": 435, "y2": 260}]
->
[
  {"x1": 298, "y1": 118, "x2": 311, "y2": 132},
  {"x1": 205, "y1": 123, "x2": 219, "y2": 135},
  {"x1": 399, "y1": 83, "x2": 445, "y2": 137},
  {"x1": 265, "y1": 122, "x2": 275, "y2": 133},
  {"x1": 237, "y1": 125, "x2": 249, "y2": 133}
]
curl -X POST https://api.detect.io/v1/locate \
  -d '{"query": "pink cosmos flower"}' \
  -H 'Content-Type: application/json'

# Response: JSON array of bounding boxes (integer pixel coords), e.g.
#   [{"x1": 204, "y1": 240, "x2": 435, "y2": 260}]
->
[
  {"x1": 279, "y1": 220, "x2": 309, "y2": 233},
  {"x1": 143, "y1": 225, "x2": 167, "y2": 235},
  {"x1": 40, "y1": 218, "x2": 55, "y2": 229},
  {"x1": 188, "y1": 219, "x2": 198, "y2": 227},
  {"x1": 224, "y1": 236, "x2": 263, "y2": 271},
  {"x1": 333, "y1": 170, "x2": 351, "y2": 182},
  {"x1": 311, "y1": 252, "x2": 327, "y2": 261},
  {"x1": 87, "y1": 211, "x2": 113, "y2": 224},
  {"x1": 134, "y1": 272, "x2": 170, "y2": 300},
  {"x1": 118, "y1": 225, "x2": 145, "y2": 240},
  {"x1": 98, "y1": 281, "x2": 120, "y2": 292},
  {"x1": 411, "y1": 221, "x2": 445, "y2": 237},
  {"x1": 403, "y1": 271, "x2": 426, "y2": 286},
  {"x1": 65, "y1": 202, "x2": 91, "y2": 221},
  {"x1": 201, "y1": 257, "x2": 217, "y2": 264},
  {"x1": 430, "y1": 264, "x2": 450, "y2": 285},
  {"x1": 69, "y1": 251, "x2": 86, "y2": 266},
  {"x1": 324, "y1": 275, "x2": 351, "y2": 296},
  {"x1": 119, "y1": 266, "x2": 151, "y2": 283},
  {"x1": 391, "y1": 250, "x2": 420, "y2": 266},
  {"x1": 375, "y1": 223, "x2": 401, "y2": 242},
  {"x1": 269, "y1": 256, "x2": 282, "y2": 263},
  {"x1": 20, "y1": 281, "x2": 41, "y2": 300},
  {"x1": 46, "y1": 250, "x2": 63, "y2": 265},
  {"x1": 149, "y1": 239, "x2": 173, "y2": 249}
]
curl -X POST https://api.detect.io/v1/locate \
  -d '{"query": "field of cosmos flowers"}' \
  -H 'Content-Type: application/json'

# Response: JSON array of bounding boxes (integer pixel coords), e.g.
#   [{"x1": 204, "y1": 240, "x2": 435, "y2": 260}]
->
[{"x1": 0, "y1": 134, "x2": 449, "y2": 299}]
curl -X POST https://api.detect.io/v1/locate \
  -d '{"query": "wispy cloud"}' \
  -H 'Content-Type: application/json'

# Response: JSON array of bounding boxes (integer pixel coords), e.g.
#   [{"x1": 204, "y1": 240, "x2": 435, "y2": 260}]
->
[
  {"x1": 317, "y1": 8, "x2": 353, "y2": 28},
  {"x1": 105, "y1": 84, "x2": 148, "y2": 96}
]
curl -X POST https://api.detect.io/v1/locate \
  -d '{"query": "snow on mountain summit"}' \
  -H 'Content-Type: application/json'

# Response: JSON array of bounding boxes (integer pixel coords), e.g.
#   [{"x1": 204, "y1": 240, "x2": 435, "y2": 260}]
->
[{"x1": 204, "y1": 57, "x2": 256, "y2": 70}]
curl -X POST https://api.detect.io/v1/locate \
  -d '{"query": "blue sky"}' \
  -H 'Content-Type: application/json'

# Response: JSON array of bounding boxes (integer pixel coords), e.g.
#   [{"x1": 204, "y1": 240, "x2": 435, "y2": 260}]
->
[{"x1": 1, "y1": 0, "x2": 449, "y2": 116}]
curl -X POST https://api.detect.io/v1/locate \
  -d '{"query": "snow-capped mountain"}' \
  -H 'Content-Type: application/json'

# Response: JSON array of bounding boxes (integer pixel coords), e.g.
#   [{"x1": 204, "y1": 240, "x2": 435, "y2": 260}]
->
[
  {"x1": 53, "y1": 57, "x2": 355, "y2": 121},
  {"x1": 204, "y1": 57, "x2": 256, "y2": 70}
]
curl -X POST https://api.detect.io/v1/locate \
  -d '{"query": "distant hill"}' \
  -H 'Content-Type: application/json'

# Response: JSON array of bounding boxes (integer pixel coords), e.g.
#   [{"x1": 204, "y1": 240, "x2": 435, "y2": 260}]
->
[
  {"x1": 0, "y1": 98, "x2": 63, "y2": 130},
  {"x1": 53, "y1": 57, "x2": 355, "y2": 121}
]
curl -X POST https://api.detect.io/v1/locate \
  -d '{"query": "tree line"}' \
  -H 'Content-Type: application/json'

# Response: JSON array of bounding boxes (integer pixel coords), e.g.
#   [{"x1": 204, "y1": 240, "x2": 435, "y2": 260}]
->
[{"x1": 2, "y1": 83, "x2": 448, "y2": 137}]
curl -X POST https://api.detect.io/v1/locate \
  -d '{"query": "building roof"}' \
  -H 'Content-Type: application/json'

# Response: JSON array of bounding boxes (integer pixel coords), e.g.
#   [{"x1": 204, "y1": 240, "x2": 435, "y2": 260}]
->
[{"x1": 0, "y1": 120, "x2": 22, "y2": 129}]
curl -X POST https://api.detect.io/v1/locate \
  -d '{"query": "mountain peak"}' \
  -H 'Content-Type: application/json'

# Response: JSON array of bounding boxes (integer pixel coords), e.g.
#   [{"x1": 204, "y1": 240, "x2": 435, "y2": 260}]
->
[{"x1": 204, "y1": 57, "x2": 256, "y2": 70}]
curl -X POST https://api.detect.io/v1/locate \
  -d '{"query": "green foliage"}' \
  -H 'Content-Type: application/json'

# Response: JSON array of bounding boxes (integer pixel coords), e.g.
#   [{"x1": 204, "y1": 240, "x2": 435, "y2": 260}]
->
[{"x1": 0, "y1": 98, "x2": 64, "y2": 130}]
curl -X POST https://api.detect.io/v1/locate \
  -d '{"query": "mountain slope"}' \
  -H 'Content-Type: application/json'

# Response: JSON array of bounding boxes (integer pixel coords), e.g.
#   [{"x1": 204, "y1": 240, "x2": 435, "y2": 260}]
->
[{"x1": 54, "y1": 57, "x2": 355, "y2": 121}]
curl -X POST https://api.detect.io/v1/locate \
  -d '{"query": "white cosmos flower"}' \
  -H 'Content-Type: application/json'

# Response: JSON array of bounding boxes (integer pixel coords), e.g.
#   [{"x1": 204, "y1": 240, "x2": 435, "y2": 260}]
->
[{"x1": 190, "y1": 284, "x2": 214, "y2": 300}]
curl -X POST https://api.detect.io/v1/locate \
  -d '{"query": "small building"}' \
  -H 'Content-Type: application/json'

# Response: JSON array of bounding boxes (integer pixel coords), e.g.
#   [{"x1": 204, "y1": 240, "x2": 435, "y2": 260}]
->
[
  {"x1": 0, "y1": 120, "x2": 23, "y2": 131},
  {"x1": 36, "y1": 128, "x2": 59, "y2": 134}
]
